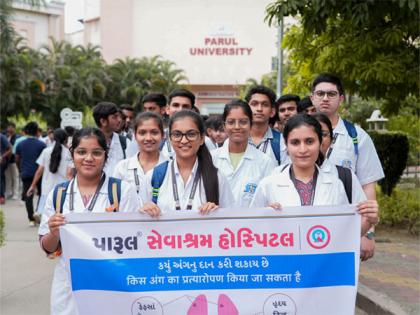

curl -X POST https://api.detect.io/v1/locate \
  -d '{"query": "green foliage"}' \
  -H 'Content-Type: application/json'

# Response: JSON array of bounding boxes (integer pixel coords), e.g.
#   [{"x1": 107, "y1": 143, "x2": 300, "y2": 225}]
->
[
  {"x1": 340, "y1": 98, "x2": 382, "y2": 129},
  {"x1": 378, "y1": 188, "x2": 420, "y2": 235},
  {"x1": 265, "y1": 0, "x2": 420, "y2": 114},
  {"x1": 8, "y1": 112, "x2": 48, "y2": 132},
  {"x1": 0, "y1": 209, "x2": 4, "y2": 246},
  {"x1": 370, "y1": 131, "x2": 409, "y2": 195}
]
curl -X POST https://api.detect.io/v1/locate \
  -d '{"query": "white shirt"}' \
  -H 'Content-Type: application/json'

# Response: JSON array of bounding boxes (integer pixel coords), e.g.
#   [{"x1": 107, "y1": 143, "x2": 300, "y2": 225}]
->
[
  {"x1": 248, "y1": 127, "x2": 290, "y2": 165},
  {"x1": 250, "y1": 164, "x2": 366, "y2": 208},
  {"x1": 205, "y1": 136, "x2": 219, "y2": 151},
  {"x1": 104, "y1": 132, "x2": 132, "y2": 175},
  {"x1": 328, "y1": 117, "x2": 384, "y2": 186},
  {"x1": 36, "y1": 145, "x2": 72, "y2": 196},
  {"x1": 112, "y1": 153, "x2": 168, "y2": 202},
  {"x1": 38, "y1": 175, "x2": 140, "y2": 315},
  {"x1": 144, "y1": 158, "x2": 234, "y2": 212},
  {"x1": 211, "y1": 140, "x2": 276, "y2": 207},
  {"x1": 160, "y1": 129, "x2": 175, "y2": 160}
]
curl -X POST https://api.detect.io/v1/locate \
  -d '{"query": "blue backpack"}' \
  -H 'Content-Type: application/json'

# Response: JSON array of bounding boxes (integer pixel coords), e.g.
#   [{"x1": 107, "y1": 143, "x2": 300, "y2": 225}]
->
[
  {"x1": 342, "y1": 119, "x2": 359, "y2": 157},
  {"x1": 151, "y1": 161, "x2": 170, "y2": 204},
  {"x1": 52, "y1": 177, "x2": 122, "y2": 213},
  {"x1": 270, "y1": 128, "x2": 281, "y2": 165}
]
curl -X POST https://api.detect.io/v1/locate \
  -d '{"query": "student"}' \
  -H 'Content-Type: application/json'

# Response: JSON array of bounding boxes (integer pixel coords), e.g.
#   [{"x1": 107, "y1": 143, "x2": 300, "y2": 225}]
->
[
  {"x1": 120, "y1": 104, "x2": 135, "y2": 140},
  {"x1": 211, "y1": 100, "x2": 276, "y2": 207},
  {"x1": 113, "y1": 112, "x2": 168, "y2": 202},
  {"x1": 92, "y1": 102, "x2": 132, "y2": 174},
  {"x1": 140, "y1": 110, "x2": 233, "y2": 216},
  {"x1": 298, "y1": 96, "x2": 316, "y2": 114},
  {"x1": 15, "y1": 122, "x2": 46, "y2": 226},
  {"x1": 161, "y1": 89, "x2": 195, "y2": 160},
  {"x1": 26, "y1": 129, "x2": 72, "y2": 219},
  {"x1": 250, "y1": 114, "x2": 379, "y2": 236},
  {"x1": 0, "y1": 134, "x2": 12, "y2": 205},
  {"x1": 245, "y1": 85, "x2": 288, "y2": 165},
  {"x1": 5, "y1": 122, "x2": 20, "y2": 200},
  {"x1": 310, "y1": 73, "x2": 384, "y2": 260},
  {"x1": 142, "y1": 92, "x2": 167, "y2": 116},
  {"x1": 276, "y1": 94, "x2": 300, "y2": 132},
  {"x1": 204, "y1": 115, "x2": 227, "y2": 150},
  {"x1": 38, "y1": 127, "x2": 140, "y2": 315}
]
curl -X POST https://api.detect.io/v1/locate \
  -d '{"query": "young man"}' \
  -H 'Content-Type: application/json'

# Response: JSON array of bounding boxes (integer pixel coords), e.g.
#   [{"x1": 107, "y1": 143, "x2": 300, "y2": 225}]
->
[
  {"x1": 93, "y1": 102, "x2": 132, "y2": 174},
  {"x1": 310, "y1": 73, "x2": 385, "y2": 261},
  {"x1": 276, "y1": 94, "x2": 300, "y2": 132},
  {"x1": 15, "y1": 122, "x2": 46, "y2": 225},
  {"x1": 161, "y1": 88, "x2": 195, "y2": 159},
  {"x1": 120, "y1": 104, "x2": 135, "y2": 140},
  {"x1": 142, "y1": 93, "x2": 167, "y2": 115},
  {"x1": 5, "y1": 123, "x2": 20, "y2": 200},
  {"x1": 245, "y1": 85, "x2": 288, "y2": 165},
  {"x1": 298, "y1": 96, "x2": 317, "y2": 114},
  {"x1": 0, "y1": 133, "x2": 12, "y2": 205},
  {"x1": 204, "y1": 115, "x2": 227, "y2": 150}
]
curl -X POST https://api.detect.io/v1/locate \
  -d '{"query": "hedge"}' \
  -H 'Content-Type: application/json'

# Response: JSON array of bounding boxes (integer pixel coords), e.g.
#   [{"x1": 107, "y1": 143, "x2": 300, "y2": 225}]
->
[{"x1": 369, "y1": 131, "x2": 409, "y2": 195}]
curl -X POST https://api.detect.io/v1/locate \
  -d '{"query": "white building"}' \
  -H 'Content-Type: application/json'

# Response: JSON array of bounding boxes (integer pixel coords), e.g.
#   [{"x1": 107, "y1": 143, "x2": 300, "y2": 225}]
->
[{"x1": 68, "y1": 0, "x2": 279, "y2": 112}]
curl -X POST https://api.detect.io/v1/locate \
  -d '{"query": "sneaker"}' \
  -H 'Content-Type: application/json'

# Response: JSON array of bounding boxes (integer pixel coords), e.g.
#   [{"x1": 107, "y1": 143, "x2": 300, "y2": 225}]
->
[
  {"x1": 33, "y1": 213, "x2": 41, "y2": 225},
  {"x1": 0, "y1": 197, "x2": 5, "y2": 205},
  {"x1": 29, "y1": 221, "x2": 36, "y2": 227},
  {"x1": 11, "y1": 195, "x2": 19, "y2": 200}
]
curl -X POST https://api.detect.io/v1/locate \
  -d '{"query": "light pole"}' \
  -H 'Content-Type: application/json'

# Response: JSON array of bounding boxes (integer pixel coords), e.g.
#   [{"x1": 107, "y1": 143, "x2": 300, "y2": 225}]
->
[{"x1": 276, "y1": 17, "x2": 284, "y2": 97}]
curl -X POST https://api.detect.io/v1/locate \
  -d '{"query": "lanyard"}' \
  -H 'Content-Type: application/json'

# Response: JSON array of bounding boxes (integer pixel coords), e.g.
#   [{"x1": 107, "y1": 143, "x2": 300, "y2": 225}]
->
[
  {"x1": 290, "y1": 167, "x2": 318, "y2": 206},
  {"x1": 171, "y1": 162, "x2": 201, "y2": 210},
  {"x1": 326, "y1": 133, "x2": 339, "y2": 159},
  {"x1": 133, "y1": 168, "x2": 140, "y2": 193},
  {"x1": 69, "y1": 173, "x2": 106, "y2": 212},
  {"x1": 165, "y1": 130, "x2": 173, "y2": 159}
]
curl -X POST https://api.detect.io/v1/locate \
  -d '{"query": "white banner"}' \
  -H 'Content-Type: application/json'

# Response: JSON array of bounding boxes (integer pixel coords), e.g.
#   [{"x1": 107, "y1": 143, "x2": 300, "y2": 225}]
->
[{"x1": 60, "y1": 205, "x2": 361, "y2": 315}]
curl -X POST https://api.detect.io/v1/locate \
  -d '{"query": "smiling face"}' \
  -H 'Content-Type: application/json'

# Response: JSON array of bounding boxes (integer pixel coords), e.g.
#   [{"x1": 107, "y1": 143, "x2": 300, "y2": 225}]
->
[
  {"x1": 286, "y1": 125, "x2": 321, "y2": 170},
  {"x1": 248, "y1": 93, "x2": 275, "y2": 124},
  {"x1": 224, "y1": 107, "x2": 251, "y2": 146},
  {"x1": 72, "y1": 136, "x2": 106, "y2": 179},
  {"x1": 170, "y1": 117, "x2": 204, "y2": 160},
  {"x1": 166, "y1": 96, "x2": 193, "y2": 117},
  {"x1": 135, "y1": 118, "x2": 163, "y2": 154}
]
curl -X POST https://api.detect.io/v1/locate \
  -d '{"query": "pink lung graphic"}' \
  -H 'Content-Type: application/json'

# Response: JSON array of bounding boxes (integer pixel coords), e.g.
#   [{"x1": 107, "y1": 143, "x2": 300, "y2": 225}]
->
[
  {"x1": 187, "y1": 294, "x2": 208, "y2": 315},
  {"x1": 218, "y1": 294, "x2": 239, "y2": 315}
]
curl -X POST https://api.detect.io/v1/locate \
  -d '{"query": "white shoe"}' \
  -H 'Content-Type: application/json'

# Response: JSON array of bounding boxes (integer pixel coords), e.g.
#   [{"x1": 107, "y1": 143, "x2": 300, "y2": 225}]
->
[
  {"x1": 29, "y1": 221, "x2": 36, "y2": 227},
  {"x1": 11, "y1": 195, "x2": 19, "y2": 200}
]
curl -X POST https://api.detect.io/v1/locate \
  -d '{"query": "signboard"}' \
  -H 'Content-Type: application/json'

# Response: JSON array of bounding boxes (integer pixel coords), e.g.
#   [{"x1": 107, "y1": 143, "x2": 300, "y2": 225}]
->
[{"x1": 60, "y1": 206, "x2": 360, "y2": 315}]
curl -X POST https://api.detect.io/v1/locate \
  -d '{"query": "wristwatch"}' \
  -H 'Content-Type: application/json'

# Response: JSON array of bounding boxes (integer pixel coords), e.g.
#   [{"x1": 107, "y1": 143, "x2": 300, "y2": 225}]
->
[{"x1": 364, "y1": 231, "x2": 375, "y2": 240}]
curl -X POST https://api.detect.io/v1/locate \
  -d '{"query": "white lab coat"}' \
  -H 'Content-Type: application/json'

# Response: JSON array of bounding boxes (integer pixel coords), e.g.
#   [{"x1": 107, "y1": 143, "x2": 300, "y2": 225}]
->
[
  {"x1": 103, "y1": 132, "x2": 132, "y2": 175},
  {"x1": 144, "y1": 158, "x2": 234, "y2": 212},
  {"x1": 38, "y1": 175, "x2": 140, "y2": 315},
  {"x1": 328, "y1": 117, "x2": 384, "y2": 186},
  {"x1": 250, "y1": 164, "x2": 366, "y2": 208},
  {"x1": 211, "y1": 140, "x2": 277, "y2": 207},
  {"x1": 112, "y1": 152, "x2": 168, "y2": 202}
]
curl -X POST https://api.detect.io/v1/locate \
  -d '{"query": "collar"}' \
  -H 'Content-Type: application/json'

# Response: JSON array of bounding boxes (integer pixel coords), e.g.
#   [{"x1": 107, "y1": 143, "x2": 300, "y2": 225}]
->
[
  {"x1": 248, "y1": 127, "x2": 273, "y2": 146},
  {"x1": 218, "y1": 139, "x2": 254, "y2": 161},
  {"x1": 71, "y1": 173, "x2": 109, "y2": 194},
  {"x1": 275, "y1": 164, "x2": 332, "y2": 186},
  {"x1": 333, "y1": 117, "x2": 347, "y2": 135},
  {"x1": 127, "y1": 154, "x2": 142, "y2": 170},
  {"x1": 172, "y1": 157, "x2": 199, "y2": 178}
]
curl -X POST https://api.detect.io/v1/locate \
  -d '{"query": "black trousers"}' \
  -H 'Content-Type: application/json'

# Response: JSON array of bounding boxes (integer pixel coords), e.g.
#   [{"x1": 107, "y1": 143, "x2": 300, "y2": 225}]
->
[{"x1": 21, "y1": 177, "x2": 41, "y2": 222}]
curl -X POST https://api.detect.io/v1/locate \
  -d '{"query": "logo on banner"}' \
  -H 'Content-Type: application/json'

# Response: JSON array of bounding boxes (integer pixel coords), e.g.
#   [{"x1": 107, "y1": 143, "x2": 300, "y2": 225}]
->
[{"x1": 306, "y1": 225, "x2": 331, "y2": 249}]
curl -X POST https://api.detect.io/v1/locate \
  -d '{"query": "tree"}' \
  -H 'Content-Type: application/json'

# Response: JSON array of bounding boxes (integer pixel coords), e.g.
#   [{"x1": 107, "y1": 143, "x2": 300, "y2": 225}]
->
[{"x1": 265, "y1": 0, "x2": 419, "y2": 114}]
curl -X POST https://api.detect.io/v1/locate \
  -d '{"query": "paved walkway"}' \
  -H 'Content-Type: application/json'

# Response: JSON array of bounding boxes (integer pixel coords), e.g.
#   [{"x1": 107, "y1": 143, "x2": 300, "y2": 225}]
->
[
  {"x1": 0, "y1": 199, "x2": 417, "y2": 314},
  {"x1": 359, "y1": 228, "x2": 420, "y2": 314}
]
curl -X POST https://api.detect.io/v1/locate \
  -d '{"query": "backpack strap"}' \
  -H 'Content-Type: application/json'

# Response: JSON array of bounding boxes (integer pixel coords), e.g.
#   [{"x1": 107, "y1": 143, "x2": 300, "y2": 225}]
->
[
  {"x1": 119, "y1": 134, "x2": 127, "y2": 159},
  {"x1": 336, "y1": 165, "x2": 352, "y2": 203},
  {"x1": 159, "y1": 139, "x2": 166, "y2": 151},
  {"x1": 52, "y1": 181, "x2": 70, "y2": 214},
  {"x1": 107, "y1": 177, "x2": 122, "y2": 212},
  {"x1": 151, "y1": 161, "x2": 169, "y2": 204},
  {"x1": 270, "y1": 128, "x2": 281, "y2": 165},
  {"x1": 342, "y1": 119, "x2": 359, "y2": 157}
]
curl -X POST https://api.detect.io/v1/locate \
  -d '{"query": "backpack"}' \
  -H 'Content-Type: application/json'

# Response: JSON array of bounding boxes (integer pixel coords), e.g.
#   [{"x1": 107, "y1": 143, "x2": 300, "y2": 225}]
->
[
  {"x1": 270, "y1": 128, "x2": 281, "y2": 165},
  {"x1": 151, "y1": 161, "x2": 169, "y2": 204},
  {"x1": 52, "y1": 177, "x2": 122, "y2": 213},
  {"x1": 119, "y1": 134, "x2": 127, "y2": 159},
  {"x1": 342, "y1": 119, "x2": 359, "y2": 157},
  {"x1": 336, "y1": 165, "x2": 352, "y2": 203}
]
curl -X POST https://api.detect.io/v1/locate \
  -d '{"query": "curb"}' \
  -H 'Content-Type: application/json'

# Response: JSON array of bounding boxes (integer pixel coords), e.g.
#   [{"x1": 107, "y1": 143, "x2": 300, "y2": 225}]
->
[{"x1": 357, "y1": 283, "x2": 409, "y2": 315}]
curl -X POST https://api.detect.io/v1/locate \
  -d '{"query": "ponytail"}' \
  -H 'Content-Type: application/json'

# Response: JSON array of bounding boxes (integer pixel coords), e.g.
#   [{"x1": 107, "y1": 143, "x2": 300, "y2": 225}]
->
[
  {"x1": 49, "y1": 129, "x2": 68, "y2": 173},
  {"x1": 197, "y1": 143, "x2": 219, "y2": 204}
]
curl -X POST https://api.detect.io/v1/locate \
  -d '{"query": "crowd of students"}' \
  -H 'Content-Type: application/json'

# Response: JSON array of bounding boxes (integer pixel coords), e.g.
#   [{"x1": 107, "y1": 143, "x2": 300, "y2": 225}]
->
[{"x1": 0, "y1": 73, "x2": 384, "y2": 315}]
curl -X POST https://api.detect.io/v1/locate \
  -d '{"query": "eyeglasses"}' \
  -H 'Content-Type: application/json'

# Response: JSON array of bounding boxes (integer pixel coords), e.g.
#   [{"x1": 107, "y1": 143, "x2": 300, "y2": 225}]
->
[
  {"x1": 313, "y1": 90, "x2": 339, "y2": 99},
  {"x1": 170, "y1": 130, "x2": 201, "y2": 142},
  {"x1": 224, "y1": 119, "x2": 250, "y2": 127},
  {"x1": 74, "y1": 149, "x2": 105, "y2": 158}
]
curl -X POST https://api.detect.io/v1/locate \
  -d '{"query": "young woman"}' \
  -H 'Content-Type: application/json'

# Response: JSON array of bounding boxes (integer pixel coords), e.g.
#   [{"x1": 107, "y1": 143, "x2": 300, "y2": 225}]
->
[
  {"x1": 140, "y1": 110, "x2": 234, "y2": 216},
  {"x1": 38, "y1": 127, "x2": 140, "y2": 315},
  {"x1": 211, "y1": 100, "x2": 276, "y2": 207},
  {"x1": 113, "y1": 112, "x2": 168, "y2": 201},
  {"x1": 250, "y1": 114, "x2": 379, "y2": 235},
  {"x1": 27, "y1": 129, "x2": 72, "y2": 220}
]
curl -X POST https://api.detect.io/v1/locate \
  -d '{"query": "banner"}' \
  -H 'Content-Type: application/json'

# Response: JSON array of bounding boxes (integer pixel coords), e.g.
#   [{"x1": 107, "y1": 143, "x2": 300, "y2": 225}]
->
[{"x1": 60, "y1": 206, "x2": 361, "y2": 315}]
